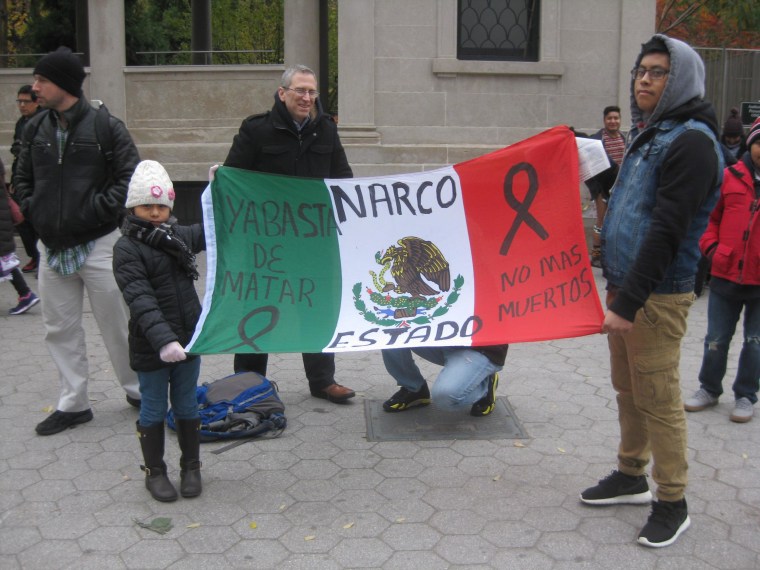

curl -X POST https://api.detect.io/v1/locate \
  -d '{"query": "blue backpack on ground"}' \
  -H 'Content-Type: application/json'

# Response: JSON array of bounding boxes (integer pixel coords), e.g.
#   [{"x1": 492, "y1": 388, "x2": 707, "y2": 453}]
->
[{"x1": 167, "y1": 371, "x2": 286, "y2": 445}]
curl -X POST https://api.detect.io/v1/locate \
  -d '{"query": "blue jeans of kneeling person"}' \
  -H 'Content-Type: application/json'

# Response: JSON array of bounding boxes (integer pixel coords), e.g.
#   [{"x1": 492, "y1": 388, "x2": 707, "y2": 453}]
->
[
  {"x1": 138, "y1": 358, "x2": 201, "y2": 426},
  {"x1": 699, "y1": 289, "x2": 760, "y2": 404},
  {"x1": 382, "y1": 347, "x2": 501, "y2": 411}
]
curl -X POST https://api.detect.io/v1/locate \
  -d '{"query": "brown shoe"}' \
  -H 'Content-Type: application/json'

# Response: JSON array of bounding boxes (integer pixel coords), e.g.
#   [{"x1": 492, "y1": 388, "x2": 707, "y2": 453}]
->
[{"x1": 311, "y1": 383, "x2": 356, "y2": 403}]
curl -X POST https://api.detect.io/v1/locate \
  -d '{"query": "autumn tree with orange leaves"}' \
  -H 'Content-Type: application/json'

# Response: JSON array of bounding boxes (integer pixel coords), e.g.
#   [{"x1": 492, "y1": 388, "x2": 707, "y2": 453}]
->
[{"x1": 657, "y1": 0, "x2": 760, "y2": 48}]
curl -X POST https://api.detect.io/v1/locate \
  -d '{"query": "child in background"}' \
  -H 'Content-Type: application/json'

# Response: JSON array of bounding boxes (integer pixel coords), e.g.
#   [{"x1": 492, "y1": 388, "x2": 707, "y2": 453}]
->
[
  {"x1": 720, "y1": 107, "x2": 747, "y2": 161},
  {"x1": 0, "y1": 157, "x2": 39, "y2": 315},
  {"x1": 113, "y1": 160, "x2": 205, "y2": 502},
  {"x1": 685, "y1": 118, "x2": 760, "y2": 423}
]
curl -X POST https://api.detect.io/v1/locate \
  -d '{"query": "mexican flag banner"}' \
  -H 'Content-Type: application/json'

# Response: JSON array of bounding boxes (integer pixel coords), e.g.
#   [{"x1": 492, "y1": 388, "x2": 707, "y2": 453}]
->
[{"x1": 186, "y1": 126, "x2": 604, "y2": 355}]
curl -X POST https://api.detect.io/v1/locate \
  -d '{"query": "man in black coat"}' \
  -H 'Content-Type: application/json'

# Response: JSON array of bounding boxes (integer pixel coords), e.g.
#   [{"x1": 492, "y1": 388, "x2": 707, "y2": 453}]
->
[
  {"x1": 15, "y1": 47, "x2": 142, "y2": 435},
  {"x1": 9, "y1": 84, "x2": 41, "y2": 273},
  {"x1": 224, "y1": 64, "x2": 355, "y2": 403}
]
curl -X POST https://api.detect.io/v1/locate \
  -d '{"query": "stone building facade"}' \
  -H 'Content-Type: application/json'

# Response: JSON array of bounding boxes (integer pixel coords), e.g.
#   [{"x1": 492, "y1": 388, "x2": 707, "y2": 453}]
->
[{"x1": 0, "y1": 0, "x2": 654, "y2": 184}]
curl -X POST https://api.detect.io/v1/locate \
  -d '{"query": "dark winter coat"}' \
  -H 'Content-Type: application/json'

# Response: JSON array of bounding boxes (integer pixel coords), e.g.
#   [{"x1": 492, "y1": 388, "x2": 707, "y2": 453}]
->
[
  {"x1": 14, "y1": 97, "x2": 140, "y2": 250},
  {"x1": 113, "y1": 216, "x2": 205, "y2": 372},
  {"x1": 224, "y1": 94, "x2": 353, "y2": 179},
  {"x1": 700, "y1": 154, "x2": 760, "y2": 286},
  {"x1": 0, "y1": 158, "x2": 15, "y2": 257},
  {"x1": 475, "y1": 345, "x2": 509, "y2": 367},
  {"x1": 11, "y1": 107, "x2": 43, "y2": 181}
]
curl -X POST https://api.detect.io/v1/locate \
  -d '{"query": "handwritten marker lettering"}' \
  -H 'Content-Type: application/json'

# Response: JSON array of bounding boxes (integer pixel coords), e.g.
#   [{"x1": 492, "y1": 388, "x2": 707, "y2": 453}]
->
[
  {"x1": 235, "y1": 306, "x2": 279, "y2": 352},
  {"x1": 500, "y1": 162, "x2": 548, "y2": 256}
]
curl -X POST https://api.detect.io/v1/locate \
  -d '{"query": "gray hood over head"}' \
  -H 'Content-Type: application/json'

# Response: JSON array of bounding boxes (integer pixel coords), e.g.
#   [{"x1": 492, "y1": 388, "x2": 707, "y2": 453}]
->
[{"x1": 630, "y1": 34, "x2": 706, "y2": 127}]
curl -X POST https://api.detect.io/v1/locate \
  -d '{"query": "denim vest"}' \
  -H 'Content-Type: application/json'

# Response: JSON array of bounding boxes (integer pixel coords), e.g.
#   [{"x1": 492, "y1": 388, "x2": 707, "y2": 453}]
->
[{"x1": 602, "y1": 118, "x2": 723, "y2": 293}]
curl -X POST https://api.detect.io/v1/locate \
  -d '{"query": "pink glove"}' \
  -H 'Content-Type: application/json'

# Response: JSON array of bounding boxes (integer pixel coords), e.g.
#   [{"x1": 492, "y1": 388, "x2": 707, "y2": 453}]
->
[
  {"x1": 209, "y1": 164, "x2": 220, "y2": 182},
  {"x1": 159, "y1": 341, "x2": 187, "y2": 363}
]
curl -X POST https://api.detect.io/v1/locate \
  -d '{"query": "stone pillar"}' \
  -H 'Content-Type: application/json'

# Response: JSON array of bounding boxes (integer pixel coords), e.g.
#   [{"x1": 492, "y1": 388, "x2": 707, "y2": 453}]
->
[
  {"x1": 337, "y1": 0, "x2": 379, "y2": 142},
  {"x1": 618, "y1": 0, "x2": 656, "y2": 127},
  {"x1": 191, "y1": 0, "x2": 212, "y2": 65},
  {"x1": 540, "y1": 0, "x2": 561, "y2": 62},
  {"x1": 284, "y1": 0, "x2": 320, "y2": 73},
  {"x1": 87, "y1": 1, "x2": 127, "y2": 121}
]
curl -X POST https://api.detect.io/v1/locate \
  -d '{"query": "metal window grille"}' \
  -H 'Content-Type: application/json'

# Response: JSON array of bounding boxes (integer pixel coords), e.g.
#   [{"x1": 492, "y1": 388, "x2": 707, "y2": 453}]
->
[
  {"x1": 457, "y1": 0, "x2": 540, "y2": 61},
  {"x1": 694, "y1": 48, "x2": 760, "y2": 128}
]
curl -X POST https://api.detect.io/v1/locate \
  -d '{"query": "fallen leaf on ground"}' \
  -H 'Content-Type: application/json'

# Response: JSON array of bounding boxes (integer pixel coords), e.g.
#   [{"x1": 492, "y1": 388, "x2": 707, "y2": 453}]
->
[
  {"x1": 249, "y1": 522, "x2": 258, "y2": 529},
  {"x1": 134, "y1": 517, "x2": 173, "y2": 535},
  {"x1": 343, "y1": 522, "x2": 355, "y2": 529},
  {"x1": 514, "y1": 441, "x2": 525, "y2": 448},
  {"x1": 186, "y1": 523, "x2": 201, "y2": 529},
  {"x1": 304, "y1": 535, "x2": 316, "y2": 541},
  {"x1": 42, "y1": 406, "x2": 54, "y2": 413}
]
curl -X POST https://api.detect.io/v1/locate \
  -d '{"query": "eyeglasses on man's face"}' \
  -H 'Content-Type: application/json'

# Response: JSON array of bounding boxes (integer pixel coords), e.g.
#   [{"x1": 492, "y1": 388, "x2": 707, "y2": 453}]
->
[
  {"x1": 285, "y1": 87, "x2": 319, "y2": 99},
  {"x1": 631, "y1": 67, "x2": 670, "y2": 81},
  {"x1": 16, "y1": 99, "x2": 34, "y2": 105}
]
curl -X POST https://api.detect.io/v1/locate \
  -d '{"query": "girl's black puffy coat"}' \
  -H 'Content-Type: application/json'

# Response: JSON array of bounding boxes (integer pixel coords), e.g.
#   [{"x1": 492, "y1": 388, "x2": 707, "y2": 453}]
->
[{"x1": 113, "y1": 219, "x2": 205, "y2": 372}]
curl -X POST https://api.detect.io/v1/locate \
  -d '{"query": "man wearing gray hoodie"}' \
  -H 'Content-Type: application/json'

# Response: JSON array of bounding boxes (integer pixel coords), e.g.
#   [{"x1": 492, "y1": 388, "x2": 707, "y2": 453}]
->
[{"x1": 578, "y1": 35, "x2": 725, "y2": 547}]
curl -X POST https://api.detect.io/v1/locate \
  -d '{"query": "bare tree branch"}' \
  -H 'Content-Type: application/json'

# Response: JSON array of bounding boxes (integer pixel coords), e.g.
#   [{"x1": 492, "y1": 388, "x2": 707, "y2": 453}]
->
[{"x1": 660, "y1": 1, "x2": 708, "y2": 34}]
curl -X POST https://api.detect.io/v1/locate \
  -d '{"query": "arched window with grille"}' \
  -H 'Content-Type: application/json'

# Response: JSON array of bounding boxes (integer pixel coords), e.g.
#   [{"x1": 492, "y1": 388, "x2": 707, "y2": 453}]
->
[{"x1": 457, "y1": 0, "x2": 540, "y2": 61}]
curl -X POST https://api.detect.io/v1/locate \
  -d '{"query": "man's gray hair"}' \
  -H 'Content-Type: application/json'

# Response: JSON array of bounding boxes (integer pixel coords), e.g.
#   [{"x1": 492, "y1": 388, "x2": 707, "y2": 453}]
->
[{"x1": 281, "y1": 64, "x2": 316, "y2": 88}]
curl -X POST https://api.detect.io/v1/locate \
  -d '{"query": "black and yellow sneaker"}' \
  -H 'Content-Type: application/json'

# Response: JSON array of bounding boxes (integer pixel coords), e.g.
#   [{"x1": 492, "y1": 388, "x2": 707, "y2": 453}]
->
[
  {"x1": 470, "y1": 373, "x2": 499, "y2": 417},
  {"x1": 382, "y1": 385, "x2": 431, "y2": 413}
]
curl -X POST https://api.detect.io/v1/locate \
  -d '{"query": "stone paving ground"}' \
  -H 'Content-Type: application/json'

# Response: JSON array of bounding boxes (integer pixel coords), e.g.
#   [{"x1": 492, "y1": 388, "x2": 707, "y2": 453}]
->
[{"x1": 1, "y1": 250, "x2": 759, "y2": 569}]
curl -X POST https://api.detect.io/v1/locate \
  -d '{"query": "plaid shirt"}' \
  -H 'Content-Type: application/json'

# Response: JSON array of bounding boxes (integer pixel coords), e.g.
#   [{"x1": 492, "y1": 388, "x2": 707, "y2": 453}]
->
[{"x1": 46, "y1": 241, "x2": 95, "y2": 276}]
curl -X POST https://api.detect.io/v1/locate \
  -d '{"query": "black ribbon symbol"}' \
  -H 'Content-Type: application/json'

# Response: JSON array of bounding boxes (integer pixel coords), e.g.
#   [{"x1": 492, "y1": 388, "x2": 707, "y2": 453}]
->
[
  {"x1": 500, "y1": 162, "x2": 548, "y2": 256},
  {"x1": 232, "y1": 305, "x2": 279, "y2": 352}
]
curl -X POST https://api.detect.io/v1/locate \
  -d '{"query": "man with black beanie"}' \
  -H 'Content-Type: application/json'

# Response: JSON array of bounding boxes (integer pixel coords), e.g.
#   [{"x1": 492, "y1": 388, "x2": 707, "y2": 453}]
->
[{"x1": 14, "y1": 46, "x2": 142, "y2": 435}]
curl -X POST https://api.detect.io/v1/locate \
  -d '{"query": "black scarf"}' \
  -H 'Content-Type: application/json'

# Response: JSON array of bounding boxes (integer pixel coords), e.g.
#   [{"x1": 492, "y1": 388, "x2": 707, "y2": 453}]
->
[{"x1": 122, "y1": 215, "x2": 199, "y2": 280}]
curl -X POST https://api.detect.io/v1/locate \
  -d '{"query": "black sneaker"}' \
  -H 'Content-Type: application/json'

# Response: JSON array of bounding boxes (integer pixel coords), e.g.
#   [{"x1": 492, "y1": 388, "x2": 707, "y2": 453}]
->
[
  {"x1": 126, "y1": 395, "x2": 141, "y2": 409},
  {"x1": 637, "y1": 499, "x2": 690, "y2": 548},
  {"x1": 382, "y1": 385, "x2": 431, "y2": 412},
  {"x1": 471, "y1": 373, "x2": 499, "y2": 417},
  {"x1": 580, "y1": 470, "x2": 652, "y2": 505},
  {"x1": 35, "y1": 409, "x2": 93, "y2": 436}
]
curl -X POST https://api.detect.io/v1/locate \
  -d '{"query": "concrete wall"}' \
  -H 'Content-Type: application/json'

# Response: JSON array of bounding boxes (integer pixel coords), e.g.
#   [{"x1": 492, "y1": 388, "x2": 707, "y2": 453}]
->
[
  {"x1": 124, "y1": 66, "x2": 283, "y2": 180},
  {"x1": 0, "y1": 0, "x2": 656, "y2": 184},
  {"x1": 339, "y1": 0, "x2": 655, "y2": 176}
]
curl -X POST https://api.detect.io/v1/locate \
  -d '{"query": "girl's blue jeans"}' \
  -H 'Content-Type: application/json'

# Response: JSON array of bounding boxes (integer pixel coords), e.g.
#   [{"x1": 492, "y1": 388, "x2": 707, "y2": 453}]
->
[
  {"x1": 137, "y1": 357, "x2": 201, "y2": 426},
  {"x1": 699, "y1": 289, "x2": 760, "y2": 404}
]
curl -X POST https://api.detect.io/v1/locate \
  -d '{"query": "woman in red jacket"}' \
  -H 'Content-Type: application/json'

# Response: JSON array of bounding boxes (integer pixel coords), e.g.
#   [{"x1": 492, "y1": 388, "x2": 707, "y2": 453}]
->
[{"x1": 685, "y1": 118, "x2": 760, "y2": 423}]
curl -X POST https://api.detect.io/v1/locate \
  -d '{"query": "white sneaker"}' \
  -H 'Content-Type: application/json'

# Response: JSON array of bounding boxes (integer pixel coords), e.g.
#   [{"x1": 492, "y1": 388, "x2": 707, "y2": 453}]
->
[
  {"x1": 730, "y1": 398, "x2": 754, "y2": 423},
  {"x1": 684, "y1": 388, "x2": 718, "y2": 412}
]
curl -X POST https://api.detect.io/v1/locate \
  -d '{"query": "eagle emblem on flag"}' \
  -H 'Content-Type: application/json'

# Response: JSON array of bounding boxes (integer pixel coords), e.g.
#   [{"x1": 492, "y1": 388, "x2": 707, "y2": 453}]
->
[{"x1": 354, "y1": 236, "x2": 464, "y2": 327}]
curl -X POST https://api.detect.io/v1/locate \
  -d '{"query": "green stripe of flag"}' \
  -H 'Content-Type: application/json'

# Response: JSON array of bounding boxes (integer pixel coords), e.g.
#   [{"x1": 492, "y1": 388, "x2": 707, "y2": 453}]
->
[{"x1": 193, "y1": 166, "x2": 341, "y2": 354}]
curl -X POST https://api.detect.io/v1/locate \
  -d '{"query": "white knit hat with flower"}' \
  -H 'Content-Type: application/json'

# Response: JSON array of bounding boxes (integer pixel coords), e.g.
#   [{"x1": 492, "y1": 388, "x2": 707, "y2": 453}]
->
[{"x1": 126, "y1": 160, "x2": 176, "y2": 209}]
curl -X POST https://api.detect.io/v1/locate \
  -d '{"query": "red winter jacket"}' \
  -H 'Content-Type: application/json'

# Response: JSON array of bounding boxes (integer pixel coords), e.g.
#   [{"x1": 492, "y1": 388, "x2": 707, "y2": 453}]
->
[{"x1": 700, "y1": 157, "x2": 760, "y2": 285}]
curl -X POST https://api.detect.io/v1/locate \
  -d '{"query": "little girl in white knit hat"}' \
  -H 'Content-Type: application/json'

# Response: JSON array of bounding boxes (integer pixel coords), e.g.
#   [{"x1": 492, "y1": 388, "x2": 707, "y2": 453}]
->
[{"x1": 113, "y1": 160, "x2": 206, "y2": 502}]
